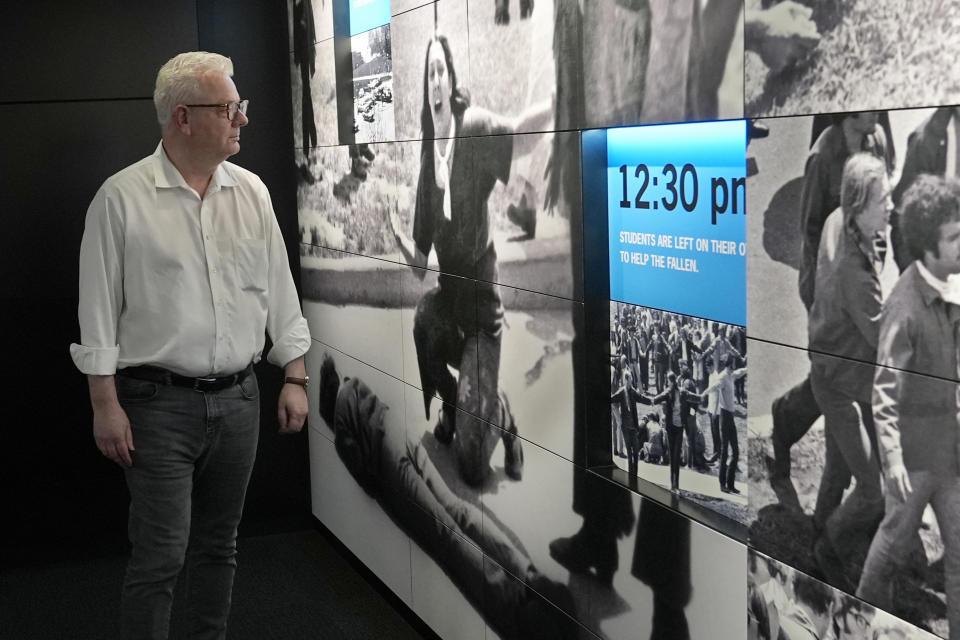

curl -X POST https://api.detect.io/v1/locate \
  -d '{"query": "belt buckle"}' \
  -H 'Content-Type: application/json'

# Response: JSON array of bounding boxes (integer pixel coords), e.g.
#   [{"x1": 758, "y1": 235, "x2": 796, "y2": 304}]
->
[{"x1": 194, "y1": 376, "x2": 218, "y2": 392}]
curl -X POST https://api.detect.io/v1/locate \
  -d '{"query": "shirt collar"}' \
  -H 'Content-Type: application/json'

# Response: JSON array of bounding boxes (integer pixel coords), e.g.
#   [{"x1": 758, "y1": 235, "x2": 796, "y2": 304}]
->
[
  {"x1": 152, "y1": 141, "x2": 238, "y2": 193},
  {"x1": 212, "y1": 161, "x2": 238, "y2": 190},
  {"x1": 913, "y1": 261, "x2": 952, "y2": 306}
]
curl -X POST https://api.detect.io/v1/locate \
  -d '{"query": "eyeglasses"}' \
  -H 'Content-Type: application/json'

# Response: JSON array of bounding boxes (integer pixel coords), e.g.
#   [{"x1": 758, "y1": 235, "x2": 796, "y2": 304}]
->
[{"x1": 185, "y1": 99, "x2": 249, "y2": 121}]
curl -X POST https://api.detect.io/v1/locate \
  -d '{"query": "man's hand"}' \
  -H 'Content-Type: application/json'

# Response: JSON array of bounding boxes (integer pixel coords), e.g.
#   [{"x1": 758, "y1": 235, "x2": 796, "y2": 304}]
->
[
  {"x1": 746, "y1": 1, "x2": 820, "y2": 74},
  {"x1": 885, "y1": 464, "x2": 913, "y2": 503},
  {"x1": 278, "y1": 383, "x2": 308, "y2": 434},
  {"x1": 94, "y1": 403, "x2": 134, "y2": 468}
]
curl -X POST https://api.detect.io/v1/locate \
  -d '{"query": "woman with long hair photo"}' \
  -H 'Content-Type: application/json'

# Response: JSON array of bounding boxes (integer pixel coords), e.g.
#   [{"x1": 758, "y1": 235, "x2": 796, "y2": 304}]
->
[{"x1": 390, "y1": 33, "x2": 552, "y2": 487}]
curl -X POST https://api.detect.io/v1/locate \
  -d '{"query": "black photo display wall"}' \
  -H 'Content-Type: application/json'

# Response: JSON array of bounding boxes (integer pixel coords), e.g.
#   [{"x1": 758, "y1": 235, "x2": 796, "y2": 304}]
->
[{"x1": 289, "y1": 0, "x2": 960, "y2": 638}]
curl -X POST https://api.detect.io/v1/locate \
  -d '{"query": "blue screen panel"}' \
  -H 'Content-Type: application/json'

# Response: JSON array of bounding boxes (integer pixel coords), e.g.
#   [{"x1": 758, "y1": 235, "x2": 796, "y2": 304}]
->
[
  {"x1": 350, "y1": 0, "x2": 390, "y2": 36},
  {"x1": 607, "y1": 120, "x2": 746, "y2": 326}
]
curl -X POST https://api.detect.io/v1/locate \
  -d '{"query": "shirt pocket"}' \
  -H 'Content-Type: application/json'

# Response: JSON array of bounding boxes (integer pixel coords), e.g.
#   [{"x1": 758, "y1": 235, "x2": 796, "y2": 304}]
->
[{"x1": 234, "y1": 239, "x2": 268, "y2": 292}]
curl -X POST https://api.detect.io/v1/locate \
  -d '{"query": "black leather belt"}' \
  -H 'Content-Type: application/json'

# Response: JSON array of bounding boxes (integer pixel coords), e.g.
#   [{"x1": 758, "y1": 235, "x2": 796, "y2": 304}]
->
[{"x1": 118, "y1": 364, "x2": 253, "y2": 392}]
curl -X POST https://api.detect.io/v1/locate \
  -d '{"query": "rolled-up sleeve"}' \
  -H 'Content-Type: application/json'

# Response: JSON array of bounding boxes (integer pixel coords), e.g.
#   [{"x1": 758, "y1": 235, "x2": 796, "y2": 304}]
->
[
  {"x1": 70, "y1": 187, "x2": 124, "y2": 375},
  {"x1": 261, "y1": 186, "x2": 311, "y2": 367}
]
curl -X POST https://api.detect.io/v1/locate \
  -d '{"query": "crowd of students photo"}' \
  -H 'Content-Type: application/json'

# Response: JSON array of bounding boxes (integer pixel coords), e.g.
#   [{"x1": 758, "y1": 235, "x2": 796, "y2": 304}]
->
[{"x1": 609, "y1": 303, "x2": 747, "y2": 496}]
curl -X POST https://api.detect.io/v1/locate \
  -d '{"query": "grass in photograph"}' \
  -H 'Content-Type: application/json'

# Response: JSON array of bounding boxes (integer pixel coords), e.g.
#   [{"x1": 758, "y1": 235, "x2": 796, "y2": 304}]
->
[
  {"x1": 747, "y1": 0, "x2": 960, "y2": 116},
  {"x1": 298, "y1": 144, "x2": 402, "y2": 257}
]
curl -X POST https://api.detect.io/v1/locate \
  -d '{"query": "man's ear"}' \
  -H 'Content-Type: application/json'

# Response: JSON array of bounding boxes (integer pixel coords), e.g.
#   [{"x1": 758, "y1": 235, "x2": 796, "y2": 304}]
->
[{"x1": 173, "y1": 105, "x2": 191, "y2": 133}]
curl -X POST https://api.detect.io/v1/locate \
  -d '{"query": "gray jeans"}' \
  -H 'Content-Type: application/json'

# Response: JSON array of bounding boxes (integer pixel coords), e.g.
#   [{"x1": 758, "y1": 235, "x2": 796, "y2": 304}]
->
[
  {"x1": 857, "y1": 470, "x2": 960, "y2": 635},
  {"x1": 810, "y1": 378, "x2": 883, "y2": 558},
  {"x1": 118, "y1": 372, "x2": 260, "y2": 640}
]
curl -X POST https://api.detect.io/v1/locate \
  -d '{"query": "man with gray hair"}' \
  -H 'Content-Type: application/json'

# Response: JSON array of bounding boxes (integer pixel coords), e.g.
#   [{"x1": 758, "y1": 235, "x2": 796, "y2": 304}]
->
[{"x1": 70, "y1": 52, "x2": 310, "y2": 639}]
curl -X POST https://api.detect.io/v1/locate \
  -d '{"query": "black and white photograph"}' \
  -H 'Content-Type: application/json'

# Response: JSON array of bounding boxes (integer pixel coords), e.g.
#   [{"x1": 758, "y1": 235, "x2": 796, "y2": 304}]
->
[
  {"x1": 389, "y1": 129, "x2": 584, "y2": 297},
  {"x1": 307, "y1": 343, "x2": 587, "y2": 638},
  {"x1": 289, "y1": 0, "x2": 338, "y2": 166},
  {"x1": 478, "y1": 437, "x2": 749, "y2": 639},
  {"x1": 747, "y1": 106, "x2": 960, "y2": 636},
  {"x1": 746, "y1": 107, "x2": 960, "y2": 375},
  {"x1": 577, "y1": 0, "x2": 744, "y2": 130},
  {"x1": 385, "y1": 123, "x2": 585, "y2": 487},
  {"x1": 609, "y1": 302, "x2": 749, "y2": 523},
  {"x1": 305, "y1": 346, "x2": 414, "y2": 604},
  {"x1": 297, "y1": 142, "x2": 402, "y2": 260},
  {"x1": 744, "y1": 0, "x2": 960, "y2": 117},
  {"x1": 390, "y1": 0, "x2": 470, "y2": 141},
  {"x1": 474, "y1": 281, "x2": 579, "y2": 461},
  {"x1": 749, "y1": 338, "x2": 960, "y2": 638},
  {"x1": 748, "y1": 549, "x2": 938, "y2": 640},
  {"x1": 287, "y1": 0, "x2": 334, "y2": 50},
  {"x1": 392, "y1": 0, "x2": 433, "y2": 16},
  {"x1": 391, "y1": 178, "x2": 580, "y2": 473},
  {"x1": 389, "y1": 2, "x2": 585, "y2": 294},
  {"x1": 351, "y1": 23, "x2": 396, "y2": 143},
  {"x1": 467, "y1": 0, "x2": 557, "y2": 134},
  {"x1": 298, "y1": 135, "x2": 583, "y2": 467},
  {"x1": 299, "y1": 246, "x2": 406, "y2": 380},
  {"x1": 392, "y1": 0, "x2": 744, "y2": 144},
  {"x1": 385, "y1": 11, "x2": 586, "y2": 478},
  {"x1": 296, "y1": 141, "x2": 587, "y2": 639},
  {"x1": 396, "y1": 260, "x2": 579, "y2": 466},
  {"x1": 289, "y1": 38, "x2": 338, "y2": 156},
  {"x1": 397, "y1": 264, "x2": 480, "y2": 437},
  {"x1": 295, "y1": 81, "x2": 584, "y2": 303},
  {"x1": 307, "y1": 339, "x2": 749, "y2": 638}
]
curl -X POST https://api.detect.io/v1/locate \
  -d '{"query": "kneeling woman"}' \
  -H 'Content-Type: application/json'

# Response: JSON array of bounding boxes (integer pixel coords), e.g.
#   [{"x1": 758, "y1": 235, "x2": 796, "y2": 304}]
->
[{"x1": 391, "y1": 33, "x2": 552, "y2": 486}]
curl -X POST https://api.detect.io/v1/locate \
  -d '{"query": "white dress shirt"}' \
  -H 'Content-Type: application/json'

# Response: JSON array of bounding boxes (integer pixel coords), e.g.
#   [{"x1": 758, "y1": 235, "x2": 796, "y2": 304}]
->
[
  {"x1": 70, "y1": 142, "x2": 310, "y2": 377},
  {"x1": 703, "y1": 367, "x2": 747, "y2": 413},
  {"x1": 434, "y1": 115, "x2": 457, "y2": 222}
]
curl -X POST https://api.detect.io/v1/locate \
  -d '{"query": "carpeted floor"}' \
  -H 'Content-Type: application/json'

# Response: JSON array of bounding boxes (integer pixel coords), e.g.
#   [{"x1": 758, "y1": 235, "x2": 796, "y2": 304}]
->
[{"x1": 0, "y1": 528, "x2": 431, "y2": 639}]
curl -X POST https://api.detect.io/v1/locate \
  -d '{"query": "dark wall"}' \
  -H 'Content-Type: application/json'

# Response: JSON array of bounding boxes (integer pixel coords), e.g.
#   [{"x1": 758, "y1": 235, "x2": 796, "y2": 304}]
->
[
  {"x1": 195, "y1": 0, "x2": 310, "y2": 539},
  {"x1": 0, "y1": 1, "x2": 307, "y2": 566}
]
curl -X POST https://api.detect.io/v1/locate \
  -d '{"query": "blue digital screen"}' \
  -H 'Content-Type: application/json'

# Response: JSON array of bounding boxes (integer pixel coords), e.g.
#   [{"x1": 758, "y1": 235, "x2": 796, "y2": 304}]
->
[
  {"x1": 349, "y1": 0, "x2": 391, "y2": 36},
  {"x1": 607, "y1": 120, "x2": 747, "y2": 326}
]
